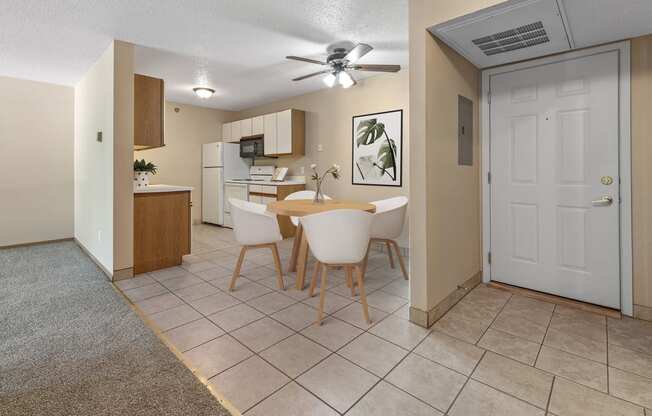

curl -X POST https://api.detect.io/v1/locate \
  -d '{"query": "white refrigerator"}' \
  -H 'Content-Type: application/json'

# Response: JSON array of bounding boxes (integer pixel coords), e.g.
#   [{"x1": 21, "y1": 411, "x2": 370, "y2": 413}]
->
[{"x1": 202, "y1": 142, "x2": 250, "y2": 225}]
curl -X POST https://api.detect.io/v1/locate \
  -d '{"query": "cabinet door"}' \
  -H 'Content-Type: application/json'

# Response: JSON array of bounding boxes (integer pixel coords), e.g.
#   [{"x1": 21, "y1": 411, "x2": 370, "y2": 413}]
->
[
  {"x1": 241, "y1": 118, "x2": 252, "y2": 137},
  {"x1": 249, "y1": 195, "x2": 263, "y2": 204},
  {"x1": 262, "y1": 196, "x2": 276, "y2": 206},
  {"x1": 252, "y1": 116, "x2": 264, "y2": 135},
  {"x1": 134, "y1": 74, "x2": 164, "y2": 149},
  {"x1": 230, "y1": 120, "x2": 241, "y2": 142},
  {"x1": 263, "y1": 113, "x2": 277, "y2": 155},
  {"x1": 276, "y1": 109, "x2": 292, "y2": 154},
  {"x1": 222, "y1": 122, "x2": 231, "y2": 142}
]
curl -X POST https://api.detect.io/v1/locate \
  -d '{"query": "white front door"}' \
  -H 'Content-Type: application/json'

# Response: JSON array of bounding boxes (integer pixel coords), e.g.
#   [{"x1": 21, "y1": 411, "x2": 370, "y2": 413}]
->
[{"x1": 490, "y1": 51, "x2": 621, "y2": 308}]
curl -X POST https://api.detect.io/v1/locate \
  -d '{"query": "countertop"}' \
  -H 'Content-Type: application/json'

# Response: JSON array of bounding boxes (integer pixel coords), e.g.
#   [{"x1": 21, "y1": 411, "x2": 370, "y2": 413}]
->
[
  {"x1": 224, "y1": 179, "x2": 306, "y2": 186},
  {"x1": 134, "y1": 184, "x2": 194, "y2": 194}
]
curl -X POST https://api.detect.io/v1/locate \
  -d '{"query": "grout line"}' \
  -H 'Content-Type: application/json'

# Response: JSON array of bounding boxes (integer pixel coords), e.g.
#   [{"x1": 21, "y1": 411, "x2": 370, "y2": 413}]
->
[
  {"x1": 606, "y1": 316, "x2": 610, "y2": 394},
  {"x1": 534, "y1": 303, "x2": 556, "y2": 366},
  {"x1": 445, "y1": 350, "x2": 487, "y2": 414},
  {"x1": 546, "y1": 376, "x2": 556, "y2": 414}
]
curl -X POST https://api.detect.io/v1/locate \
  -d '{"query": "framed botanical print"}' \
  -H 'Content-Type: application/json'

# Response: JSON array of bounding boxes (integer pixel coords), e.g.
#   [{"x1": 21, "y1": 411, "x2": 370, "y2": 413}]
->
[{"x1": 352, "y1": 109, "x2": 403, "y2": 187}]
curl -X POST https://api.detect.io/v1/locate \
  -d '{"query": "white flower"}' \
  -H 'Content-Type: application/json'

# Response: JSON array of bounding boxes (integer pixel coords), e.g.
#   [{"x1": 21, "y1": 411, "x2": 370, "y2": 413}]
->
[
  {"x1": 310, "y1": 163, "x2": 317, "y2": 169},
  {"x1": 332, "y1": 164, "x2": 341, "y2": 171}
]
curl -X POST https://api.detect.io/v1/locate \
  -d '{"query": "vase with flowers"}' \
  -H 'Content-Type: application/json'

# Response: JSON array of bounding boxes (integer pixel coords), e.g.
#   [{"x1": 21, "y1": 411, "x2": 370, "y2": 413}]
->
[{"x1": 310, "y1": 163, "x2": 341, "y2": 203}]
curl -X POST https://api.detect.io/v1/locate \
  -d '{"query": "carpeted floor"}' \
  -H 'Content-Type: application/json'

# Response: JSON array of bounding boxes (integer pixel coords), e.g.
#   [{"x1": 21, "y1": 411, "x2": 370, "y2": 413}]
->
[{"x1": 0, "y1": 241, "x2": 231, "y2": 416}]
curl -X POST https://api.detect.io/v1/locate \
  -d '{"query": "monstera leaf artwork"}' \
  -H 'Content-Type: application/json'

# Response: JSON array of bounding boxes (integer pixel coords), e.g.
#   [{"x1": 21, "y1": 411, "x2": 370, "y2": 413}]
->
[{"x1": 352, "y1": 110, "x2": 402, "y2": 186}]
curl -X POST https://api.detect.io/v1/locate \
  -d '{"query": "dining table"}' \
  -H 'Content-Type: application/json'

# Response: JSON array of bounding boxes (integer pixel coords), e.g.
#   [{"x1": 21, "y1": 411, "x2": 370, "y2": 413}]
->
[{"x1": 266, "y1": 199, "x2": 376, "y2": 290}]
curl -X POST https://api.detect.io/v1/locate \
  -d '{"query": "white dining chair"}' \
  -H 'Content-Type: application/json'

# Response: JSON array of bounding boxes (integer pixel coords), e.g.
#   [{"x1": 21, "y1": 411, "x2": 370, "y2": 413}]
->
[
  {"x1": 285, "y1": 190, "x2": 332, "y2": 273},
  {"x1": 365, "y1": 196, "x2": 409, "y2": 280},
  {"x1": 284, "y1": 190, "x2": 332, "y2": 226},
  {"x1": 227, "y1": 198, "x2": 285, "y2": 291},
  {"x1": 301, "y1": 209, "x2": 373, "y2": 325}
]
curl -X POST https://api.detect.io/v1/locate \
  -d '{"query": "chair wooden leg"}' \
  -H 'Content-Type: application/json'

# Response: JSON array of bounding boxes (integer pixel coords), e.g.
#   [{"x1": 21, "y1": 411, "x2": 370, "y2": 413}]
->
[
  {"x1": 355, "y1": 265, "x2": 370, "y2": 324},
  {"x1": 289, "y1": 223, "x2": 302, "y2": 272},
  {"x1": 386, "y1": 240, "x2": 395, "y2": 269},
  {"x1": 309, "y1": 261, "x2": 321, "y2": 297},
  {"x1": 270, "y1": 243, "x2": 285, "y2": 290},
  {"x1": 361, "y1": 240, "x2": 372, "y2": 280},
  {"x1": 317, "y1": 265, "x2": 329, "y2": 326},
  {"x1": 346, "y1": 266, "x2": 355, "y2": 297},
  {"x1": 229, "y1": 246, "x2": 247, "y2": 291},
  {"x1": 391, "y1": 240, "x2": 408, "y2": 280},
  {"x1": 295, "y1": 231, "x2": 310, "y2": 290}
]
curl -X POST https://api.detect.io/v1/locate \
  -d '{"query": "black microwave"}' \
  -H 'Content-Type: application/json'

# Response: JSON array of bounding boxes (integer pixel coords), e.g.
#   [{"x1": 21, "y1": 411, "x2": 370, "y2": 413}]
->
[{"x1": 239, "y1": 136, "x2": 264, "y2": 158}]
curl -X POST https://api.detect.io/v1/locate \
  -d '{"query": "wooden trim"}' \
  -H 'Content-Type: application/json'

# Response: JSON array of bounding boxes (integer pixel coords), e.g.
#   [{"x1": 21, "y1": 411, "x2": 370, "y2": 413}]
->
[
  {"x1": 249, "y1": 192, "x2": 277, "y2": 197},
  {"x1": 291, "y1": 109, "x2": 305, "y2": 156},
  {"x1": 489, "y1": 282, "x2": 622, "y2": 319},
  {"x1": 113, "y1": 267, "x2": 134, "y2": 281},
  {"x1": 634, "y1": 304, "x2": 652, "y2": 322},
  {"x1": 0, "y1": 237, "x2": 73, "y2": 250}
]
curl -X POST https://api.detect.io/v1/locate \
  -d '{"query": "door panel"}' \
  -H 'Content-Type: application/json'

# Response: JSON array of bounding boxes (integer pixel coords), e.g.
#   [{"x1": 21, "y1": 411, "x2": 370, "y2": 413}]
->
[
  {"x1": 490, "y1": 51, "x2": 620, "y2": 308},
  {"x1": 202, "y1": 168, "x2": 221, "y2": 224}
]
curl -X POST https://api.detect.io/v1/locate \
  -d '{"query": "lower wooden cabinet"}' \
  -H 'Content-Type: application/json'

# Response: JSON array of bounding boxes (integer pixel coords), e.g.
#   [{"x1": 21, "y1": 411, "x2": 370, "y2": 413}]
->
[{"x1": 134, "y1": 191, "x2": 191, "y2": 274}]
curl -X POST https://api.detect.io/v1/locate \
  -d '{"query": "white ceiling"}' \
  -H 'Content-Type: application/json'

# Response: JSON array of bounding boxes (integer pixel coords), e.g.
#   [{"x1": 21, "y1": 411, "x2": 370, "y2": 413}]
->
[{"x1": 0, "y1": 0, "x2": 408, "y2": 110}]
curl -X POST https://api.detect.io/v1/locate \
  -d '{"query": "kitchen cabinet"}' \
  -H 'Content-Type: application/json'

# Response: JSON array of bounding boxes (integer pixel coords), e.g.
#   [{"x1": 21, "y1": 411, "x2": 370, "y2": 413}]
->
[
  {"x1": 263, "y1": 113, "x2": 277, "y2": 156},
  {"x1": 222, "y1": 122, "x2": 231, "y2": 142},
  {"x1": 231, "y1": 120, "x2": 242, "y2": 142},
  {"x1": 252, "y1": 116, "x2": 264, "y2": 135},
  {"x1": 264, "y1": 109, "x2": 305, "y2": 157},
  {"x1": 134, "y1": 74, "x2": 164, "y2": 150},
  {"x1": 134, "y1": 190, "x2": 191, "y2": 274},
  {"x1": 241, "y1": 118, "x2": 252, "y2": 137}
]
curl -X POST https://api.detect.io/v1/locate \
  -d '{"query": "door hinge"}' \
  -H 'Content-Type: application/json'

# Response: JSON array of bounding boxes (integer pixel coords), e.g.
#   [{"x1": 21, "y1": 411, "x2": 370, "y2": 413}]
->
[
  {"x1": 488, "y1": 252, "x2": 492, "y2": 264},
  {"x1": 487, "y1": 172, "x2": 491, "y2": 184}
]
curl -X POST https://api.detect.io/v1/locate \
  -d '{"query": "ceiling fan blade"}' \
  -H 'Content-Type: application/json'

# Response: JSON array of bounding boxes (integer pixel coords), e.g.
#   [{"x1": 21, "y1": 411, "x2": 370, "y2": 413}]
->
[
  {"x1": 292, "y1": 70, "x2": 331, "y2": 81},
  {"x1": 350, "y1": 64, "x2": 401, "y2": 72},
  {"x1": 344, "y1": 43, "x2": 373, "y2": 63},
  {"x1": 286, "y1": 56, "x2": 327, "y2": 65}
]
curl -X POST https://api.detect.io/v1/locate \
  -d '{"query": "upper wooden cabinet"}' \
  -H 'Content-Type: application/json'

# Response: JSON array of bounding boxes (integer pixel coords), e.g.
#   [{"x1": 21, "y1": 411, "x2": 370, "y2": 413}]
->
[
  {"x1": 264, "y1": 109, "x2": 305, "y2": 157},
  {"x1": 134, "y1": 74, "x2": 164, "y2": 150}
]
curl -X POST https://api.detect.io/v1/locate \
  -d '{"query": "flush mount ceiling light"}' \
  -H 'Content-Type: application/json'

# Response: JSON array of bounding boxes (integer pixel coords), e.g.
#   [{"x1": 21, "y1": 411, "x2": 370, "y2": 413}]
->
[{"x1": 193, "y1": 87, "x2": 215, "y2": 99}]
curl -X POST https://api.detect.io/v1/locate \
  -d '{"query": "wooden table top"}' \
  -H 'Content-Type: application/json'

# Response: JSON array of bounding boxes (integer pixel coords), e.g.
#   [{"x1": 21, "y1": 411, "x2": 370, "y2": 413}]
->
[{"x1": 267, "y1": 199, "x2": 376, "y2": 217}]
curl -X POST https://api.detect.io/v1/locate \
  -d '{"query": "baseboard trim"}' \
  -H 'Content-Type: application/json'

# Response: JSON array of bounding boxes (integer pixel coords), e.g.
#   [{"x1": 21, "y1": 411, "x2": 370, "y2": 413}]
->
[
  {"x1": 74, "y1": 238, "x2": 113, "y2": 281},
  {"x1": 634, "y1": 304, "x2": 652, "y2": 322},
  {"x1": 409, "y1": 271, "x2": 482, "y2": 328},
  {"x1": 113, "y1": 267, "x2": 134, "y2": 281},
  {"x1": 0, "y1": 237, "x2": 73, "y2": 249}
]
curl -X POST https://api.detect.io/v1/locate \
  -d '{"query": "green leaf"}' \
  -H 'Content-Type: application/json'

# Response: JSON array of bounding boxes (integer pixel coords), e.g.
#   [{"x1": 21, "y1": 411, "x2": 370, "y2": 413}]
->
[
  {"x1": 376, "y1": 138, "x2": 396, "y2": 171},
  {"x1": 356, "y1": 119, "x2": 385, "y2": 147}
]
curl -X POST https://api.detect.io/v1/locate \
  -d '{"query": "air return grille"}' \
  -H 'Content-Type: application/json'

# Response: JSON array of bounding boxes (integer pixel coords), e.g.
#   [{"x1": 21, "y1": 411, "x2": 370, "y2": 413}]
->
[{"x1": 472, "y1": 21, "x2": 549, "y2": 56}]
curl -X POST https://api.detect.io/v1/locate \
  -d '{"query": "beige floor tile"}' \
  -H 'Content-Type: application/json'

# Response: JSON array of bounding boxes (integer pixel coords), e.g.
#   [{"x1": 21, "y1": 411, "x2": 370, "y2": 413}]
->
[
  {"x1": 549, "y1": 313, "x2": 607, "y2": 343},
  {"x1": 183, "y1": 335, "x2": 253, "y2": 379},
  {"x1": 160, "y1": 274, "x2": 205, "y2": 291},
  {"x1": 271, "y1": 302, "x2": 318, "y2": 331},
  {"x1": 205, "y1": 275, "x2": 242, "y2": 291},
  {"x1": 608, "y1": 317, "x2": 652, "y2": 356},
  {"x1": 246, "y1": 382, "x2": 338, "y2": 416},
  {"x1": 432, "y1": 312, "x2": 488, "y2": 344},
  {"x1": 207, "y1": 303, "x2": 264, "y2": 332},
  {"x1": 164, "y1": 318, "x2": 224, "y2": 352},
  {"x1": 148, "y1": 266, "x2": 188, "y2": 281},
  {"x1": 544, "y1": 327, "x2": 606, "y2": 363},
  {"x1": 231, "y1": 317, "x2": 294, "y2": 352},
  {"x1": 369, "y1": 315, "x2": 430, "y2": 349},
  {"x1": 297, "y1": 354, "x2": 379, "y2": 413},
  {"x1": 193, "y1": 265, "x2": 233, "y2": 281},
  {"x1": 300, "y1": 318, "x2": 363, "y2": 351},
  {"x1": 228, "y1": 281, "x2": 273, "y2": 302},
  {"x1": 122, "y1": 282, "x2": 169, "y2": 302},
  {"x1": 172, "y1": 282, "x2": 220, "y2": 302},
  {"x1": 148, "y1": 304, "x2": 202, "y2": 331},
  {"x1": 210, "y1": 355, "x2": 289, "y2": 413},
  {"x1": 386, "y1": 353, "x2": 466, "y2": 412},
  {"x1": 247, "y1": 292, "x2": 296, "y2": 315},
  {"x1": 463, "y1": 285, "x2": 512, "y2": 314},
  {"x1": 196, "y1": 250, "x2": 233, "y2": 263},
  {"x1": 339, "y1": 333, "x2": 408, "y2": 377},
  {"x1": 449, "y1": 380, "x2": 545, "y2": 416},
  {"x1": 379, "y1": 279, "x2": 409, "y2": 299},
  {"x1": 609, "y1": 367, "x2": 652, "y2": 409},
  {"x1": 491, "y1": 311, "x2": 549, "y2": 343},
  {"x1": 115, "y1": 274, "x2": 155, "y2": 291},
  {"x1": 536, "y1": 345, "x2": 608, "y2": 392},
  {"x1": 275, "y1": 282, "x2": 311, "y2": 301},
  {"x1": 134, "y1": 292, "x2": 184, "y2": 315},
  {"x1": 447, "y1": 300, "x2": 497, "y2": 328},
  {"x1": 502, "y1": 295, "x2": 555, "y2": 327},
  {"x1": 332, "y1": 302, "x2": 388, "y2": 330},
  {"x1": 302, "y1": 292, "x2": 353, "y2": 314},
  {"x1": 392, "y1": 304, "x2": 411, "y2": 320},
  {"x1": 472, "y1": 351, "x2": 553, "y2": 409},
  {"x1": 242, "y1": 265, "x2": 280, "y2": 281},
  {"x1": 549, "y1": 377, "x2": 644, "y2": 416},
  {"x1": 609, "y1": 344, "x2": 652, "y2": 380},
  {"x1": 259, "y1": 334, "x2": 330, "y2": 378},
  {"x1": 188, "y1": 291, "x2": 241, "y2": 315},
  {"x1": 555, "y1": 305, "x2": 606, "y2": 326},
  {"x1": 414, "y1": 330, "x2": 484, "y2": 375},
  {"x1": 347, "y1": 380, "x2": 442, "y2": 416},
  {"x1": 478, "y1": 328, "x2": 540, "y2": 366},
  {"x1": 364, "y1": 290, "x2": 408, "y2": 313},
  {"x1": 181, "y1": 261, "x2": 219, "y2": 273}
]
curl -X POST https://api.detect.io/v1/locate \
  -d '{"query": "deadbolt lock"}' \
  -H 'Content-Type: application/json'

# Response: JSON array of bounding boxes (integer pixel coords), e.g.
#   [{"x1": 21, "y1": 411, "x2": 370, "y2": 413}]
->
[{"x1": 601, "y1": 176, "x2": 614, "y2": 186}]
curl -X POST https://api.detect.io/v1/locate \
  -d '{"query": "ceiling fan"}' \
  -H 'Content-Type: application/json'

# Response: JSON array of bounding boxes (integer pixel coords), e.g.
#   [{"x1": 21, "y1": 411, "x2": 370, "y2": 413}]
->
[{"x1": 286, "y1": 43, "x2": 401, "y2": 88}]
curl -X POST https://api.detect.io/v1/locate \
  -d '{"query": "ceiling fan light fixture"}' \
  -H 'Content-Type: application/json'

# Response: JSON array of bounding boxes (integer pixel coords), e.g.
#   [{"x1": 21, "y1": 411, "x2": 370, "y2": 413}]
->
[
  {"x1": 193, "y1": 87, "x2": 215, "y2": 99},
  {"x1": 323, "y1": 72, "x2": 337, "y2": 88},
  {"x1": 338, "y1": 71, "x2": 355, "y2": 88}
]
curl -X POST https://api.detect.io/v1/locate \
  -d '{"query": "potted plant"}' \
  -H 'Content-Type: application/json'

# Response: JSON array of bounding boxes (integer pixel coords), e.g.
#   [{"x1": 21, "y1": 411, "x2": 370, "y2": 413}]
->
[
  {"x1": 133, "y1": 159, "x2": 158, "y2": 189},
  {"x1": 310, "y1": 163, "x2": 341, "y2": 203}
]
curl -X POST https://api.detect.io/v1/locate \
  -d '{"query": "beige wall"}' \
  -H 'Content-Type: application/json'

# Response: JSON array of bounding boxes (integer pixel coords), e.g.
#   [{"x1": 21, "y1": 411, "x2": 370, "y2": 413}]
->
[
  {"x1": 632, "y1": 35, "x2": 652, "y2": 317},
  {"x1": 234, "y1": 72, "x2": 409, "y2": 246},
  {"x1": 409, "y1": 0, "x2": 487, "y2": 317},
  {"x1": 0, "y1": 77, "x2": 74, "y2": 247},
  {"x1": 135, "y1": 102, "x2": 234, "y2": 222}
]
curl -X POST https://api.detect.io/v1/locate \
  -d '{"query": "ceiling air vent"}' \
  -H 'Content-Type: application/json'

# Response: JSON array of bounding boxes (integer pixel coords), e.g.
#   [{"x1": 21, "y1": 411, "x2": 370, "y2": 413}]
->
[{"x1": 472, "y1": 21, "x2": 550, "y2": 56}]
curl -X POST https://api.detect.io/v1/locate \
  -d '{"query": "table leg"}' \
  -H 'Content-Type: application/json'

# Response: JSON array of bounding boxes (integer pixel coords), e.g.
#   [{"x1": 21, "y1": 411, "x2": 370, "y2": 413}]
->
[
  {"x1": 295, "y1": 231, "x2": 310, "y2": 290},
  {"x1": 288, "y1": 222, "x2": 302, "y2": 273}
]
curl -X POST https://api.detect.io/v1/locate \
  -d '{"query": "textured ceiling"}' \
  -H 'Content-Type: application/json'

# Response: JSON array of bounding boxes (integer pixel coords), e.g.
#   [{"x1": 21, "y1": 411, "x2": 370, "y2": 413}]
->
[{"x1": 0, "y1": 0, "x2": 408, "y2": 110}]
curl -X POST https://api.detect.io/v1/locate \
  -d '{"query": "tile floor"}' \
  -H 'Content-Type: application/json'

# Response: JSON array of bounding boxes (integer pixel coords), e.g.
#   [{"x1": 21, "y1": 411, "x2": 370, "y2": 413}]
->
[{"x1": 117, "y1": 224, "x2": 652, "y2": 416}]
